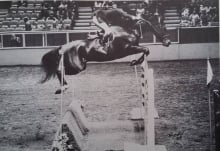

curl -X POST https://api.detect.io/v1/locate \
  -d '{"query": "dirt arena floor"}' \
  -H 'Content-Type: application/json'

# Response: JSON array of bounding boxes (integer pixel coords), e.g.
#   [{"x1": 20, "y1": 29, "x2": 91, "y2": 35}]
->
[{"x1": 0, "y1": 59, "x2": 219, "y2": 151}]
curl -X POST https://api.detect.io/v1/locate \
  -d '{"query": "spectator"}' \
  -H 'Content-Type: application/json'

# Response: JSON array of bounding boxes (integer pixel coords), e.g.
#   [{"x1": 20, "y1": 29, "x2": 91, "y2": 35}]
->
[
  {"x1": 203, "y1": 3, "x2": 210, "y2": 14},
  {"x1": 58, "y1": 1, "x2": 67, "y2": 15},
  {"x1": 181, "y1": 4, "x2": 189, "y2": 14},
  {"x1": 200, "y1": 9, "x2": 210, "y2": 26},
  {"x1": 136, "y1": 3, "x2": 145, "y2": 19},
  {"x1": 24, "y1": 17, "x2": 32, "y2": 31},
  {"x1": 121, "y1": 1, "x2": 133, "y2": 15},
  {"x1": 58, "y1": 1, "x2": 68, "y2": 20},
  {"x1": 58, "y1": 1, "x2": 67, "y2": 10},
  {"x1": 94, "y1": 1, "x2": 102, "y2": 8},
  {"x1": 10, "y1": 34, "x2": 22, "y2": 47},
  {"x1": 209, "y1": 4, "x2": 218, "y2": 22},
  {"x1": 67, "y1": 1, "x2": 76, "y2": 19},
  {"x1": 112, "y1": 3, "x2": 117, "y2": 9},
  {"x1": 70, "y1": 11, "x2": 76, "y2": 29},
  {"x1": 189, "y1": 10, "x2": 200, "y2": 26},
  {"x1": 199, "y1": 4, "x2": 206, "y2": 14},
  {"x1": 56, "y1": 20, "x2": 63, "y2": 30},
  {"x1": 144, "y1": 10, "x2": 152, "y2": 19},
  {"x1": 182, "y1": 7, "x2": 190, "y2": 18},
  {"x1": 144, "y1": 0, "x2": 149, "y2": 5},
  {"x1": 17, "y1": 0, "x2": 27, "y2": 8},
  {"x1": 102, "y1": 0, "x2": 113, "y2": 8},
  {"x1": 180, "y1": 5, "x2": 190, "y2": 26},
  {"x1": 46, "y1": 10, "x2": 58, "y2": 30},
  {"x1": 46, "y1": 10, "x2": 58, "y2": 21},
  {"x1": 37, "y1": 3, "x2": 50, "y2": 20},
  {"x1": 210, "y1": 12, "x2": 219, "y2": 22},
  {"x1": 180, "y1": 13, "x2": 190, "y2": 27}
]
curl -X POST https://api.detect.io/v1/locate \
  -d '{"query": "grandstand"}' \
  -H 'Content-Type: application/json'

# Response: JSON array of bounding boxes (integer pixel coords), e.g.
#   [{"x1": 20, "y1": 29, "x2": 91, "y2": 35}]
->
[{"x1": 0, "y1": 0, "x2": 218, "y2": 31}]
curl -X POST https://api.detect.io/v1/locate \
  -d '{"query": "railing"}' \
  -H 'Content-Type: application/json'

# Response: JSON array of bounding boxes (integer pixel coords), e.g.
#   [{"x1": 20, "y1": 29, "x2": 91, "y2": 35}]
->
[
  {"x1": 0, "y1": 30, "x2": 96, "y2": 49},
  {"x1": 0, "y1": 26, "x2": 218, "y2": 49}
]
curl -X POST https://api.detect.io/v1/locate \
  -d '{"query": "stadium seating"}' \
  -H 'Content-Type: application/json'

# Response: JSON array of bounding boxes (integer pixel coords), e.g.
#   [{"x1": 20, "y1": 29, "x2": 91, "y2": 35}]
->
[
  {"x1": 73, "y1": 6, "x2": 93, "y2": 30},
  {"x1": 0, "y1": 1, "x2": 218, "y2": 32},
  {"x1": 163, "y1": 7, "x2": 180, "y2": 28}
]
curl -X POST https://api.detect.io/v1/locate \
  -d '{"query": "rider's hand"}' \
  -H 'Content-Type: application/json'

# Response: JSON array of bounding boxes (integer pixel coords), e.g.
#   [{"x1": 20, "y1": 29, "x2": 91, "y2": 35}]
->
[
  {"x1": 132, "y1": 16, "x2": 140, "y2": 20},
  {"x1": 104, "y1": 28, "x2": 111, "y2": 37}
]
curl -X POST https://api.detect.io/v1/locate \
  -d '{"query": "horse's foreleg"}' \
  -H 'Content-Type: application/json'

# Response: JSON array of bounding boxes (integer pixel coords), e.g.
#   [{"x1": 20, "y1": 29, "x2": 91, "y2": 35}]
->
[
  {"x1": 55, "y1": 71, "x2": 69, "y2": 94},
  {"x1": 126, "y1": 45, "x2": 149, "y2": 66}
]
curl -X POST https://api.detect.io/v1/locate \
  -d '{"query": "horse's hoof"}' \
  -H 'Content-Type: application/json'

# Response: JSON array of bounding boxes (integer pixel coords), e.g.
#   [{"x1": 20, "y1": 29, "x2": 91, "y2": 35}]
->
[
  {"x1": 130, "y1": 60, "x2": 137, "y2": 66},
  {"x1": 162, "y1": 39, "x2": 171, "y2": 47},
  {"x1": 55, "y1": 85, "x2": 69, "y2": 94},
  {"x1": 55, "y1": 89, "x2": 62, "y2": 94},
  {"x1": 130, "y1": 58, "x2": 145, "y2": 66}
]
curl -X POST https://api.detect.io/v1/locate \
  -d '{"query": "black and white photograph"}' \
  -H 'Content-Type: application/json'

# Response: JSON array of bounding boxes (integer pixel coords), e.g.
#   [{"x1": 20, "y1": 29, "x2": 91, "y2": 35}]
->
[{"x1": 0, "y1": 0, "x2": 219, "y2": 151}]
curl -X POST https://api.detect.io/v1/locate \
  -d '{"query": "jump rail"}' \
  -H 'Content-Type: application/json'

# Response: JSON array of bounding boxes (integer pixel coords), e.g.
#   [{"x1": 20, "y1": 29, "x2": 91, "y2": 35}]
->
[{"x1": 127, "y1": 56, "x2": 167, "y2": 151}]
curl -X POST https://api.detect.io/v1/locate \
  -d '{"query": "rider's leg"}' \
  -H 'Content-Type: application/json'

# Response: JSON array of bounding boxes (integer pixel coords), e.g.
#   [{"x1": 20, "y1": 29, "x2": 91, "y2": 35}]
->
[
  {"x1": 56, "y1": 71, "x2": 68, "y2": 86},
  {"x1": 55, "y1": 71, "x2": 68, "y2": 94},
  {"x1": 144, "y1": 20, "x2": 171, "y2": 46}
]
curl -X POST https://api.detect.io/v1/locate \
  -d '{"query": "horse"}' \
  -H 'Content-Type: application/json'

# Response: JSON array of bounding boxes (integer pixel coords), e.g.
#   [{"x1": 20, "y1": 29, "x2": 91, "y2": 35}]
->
[{"x1": 41, "y1": 9, "x2": 171, "y2": 94}]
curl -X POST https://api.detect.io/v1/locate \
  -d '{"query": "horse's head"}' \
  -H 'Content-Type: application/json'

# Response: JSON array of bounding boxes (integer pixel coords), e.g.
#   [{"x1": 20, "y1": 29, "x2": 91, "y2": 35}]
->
[{"x1": 134, "y1": 16, "x2": 171, "y2": 47}]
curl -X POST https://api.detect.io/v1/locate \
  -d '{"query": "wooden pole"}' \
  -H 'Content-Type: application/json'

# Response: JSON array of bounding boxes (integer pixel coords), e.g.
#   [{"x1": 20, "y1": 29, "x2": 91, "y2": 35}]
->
[
  {"x1": 125, "y1": 56, "x2": 167, "y2": 151},
  {"x1": 146, "y1": 69, "x2": 155, "y2": 149},
  {"x1": 141, "y1": 56, "x2": 148, "y2": 144},
  {"x1": 208, "y1": 90, "x2": 213, "y2": 151},
  {"x1": 142, "y1": 56, "x2": 155, "y2": 149},
  {"x1": 60, "y1": 53, "x2": 64, "y2": 151}
]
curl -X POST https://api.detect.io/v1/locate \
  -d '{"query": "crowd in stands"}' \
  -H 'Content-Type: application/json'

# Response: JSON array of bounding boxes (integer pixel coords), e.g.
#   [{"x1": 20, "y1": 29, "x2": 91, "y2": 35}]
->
[
  {"x1": 35, "y1": 1, "x2": 77, "y2": 30},
  {"x1": 94, "y1": 0, "x2": 163, "y2": 25},
  {"x1": 0, "y1": 0, "x2": 219, "y2": 32},
  {"x1": 0, "y1": 0, "x2": 164, "y2": 32},
  {"x1": 0, "y1": 0, "x2": 77, "y2": 31},
  {"x1": 180, "y1": 0, "x2": 218, "y2": 27}
]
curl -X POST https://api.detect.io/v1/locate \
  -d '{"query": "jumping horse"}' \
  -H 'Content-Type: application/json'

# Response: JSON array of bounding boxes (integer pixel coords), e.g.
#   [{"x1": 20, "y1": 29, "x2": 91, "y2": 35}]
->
[{"x1": 41, "y1": 8, "x2": 171, "y2": 94}]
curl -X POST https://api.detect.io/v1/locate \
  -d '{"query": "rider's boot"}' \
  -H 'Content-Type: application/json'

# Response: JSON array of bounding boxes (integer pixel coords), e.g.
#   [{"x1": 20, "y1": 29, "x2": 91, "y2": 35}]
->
[
  {"x1": 97, "y1": 46, "x2": 107, "y2": 54},
  {"x1": 97, "y1": 38, "x2": 107, "y2": 54},
  {"x1": 95, "y1": 31, "x2": 109, "y2": 55}
]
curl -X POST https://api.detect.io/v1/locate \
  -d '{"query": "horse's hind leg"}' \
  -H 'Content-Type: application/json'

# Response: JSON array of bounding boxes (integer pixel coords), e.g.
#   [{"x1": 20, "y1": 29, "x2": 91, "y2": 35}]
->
[
  {"x1": 126, "y1": 45, "x2": 149, "y2": 66},
  {"x1": 55, "y1": 71, "x2": 69, "y2": 94}
]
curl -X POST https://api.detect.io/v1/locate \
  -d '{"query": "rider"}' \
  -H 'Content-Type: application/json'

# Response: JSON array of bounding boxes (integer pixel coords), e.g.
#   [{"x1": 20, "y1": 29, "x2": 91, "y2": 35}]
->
[{"x1": 91, "y1": 7, "x2": 139, "y2": 54}]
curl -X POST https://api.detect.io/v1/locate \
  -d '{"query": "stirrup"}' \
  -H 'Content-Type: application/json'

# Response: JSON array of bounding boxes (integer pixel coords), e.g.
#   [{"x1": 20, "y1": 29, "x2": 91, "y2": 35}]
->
[{"x1": 97, "y1": 47, "x2": 107, "y2": 54}]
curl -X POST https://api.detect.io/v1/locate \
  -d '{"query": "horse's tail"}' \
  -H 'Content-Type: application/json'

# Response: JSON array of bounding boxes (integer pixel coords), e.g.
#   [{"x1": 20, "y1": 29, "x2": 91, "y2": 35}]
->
[{"x1": 40, "y1": 47, "x2": 61, "y2": 83}]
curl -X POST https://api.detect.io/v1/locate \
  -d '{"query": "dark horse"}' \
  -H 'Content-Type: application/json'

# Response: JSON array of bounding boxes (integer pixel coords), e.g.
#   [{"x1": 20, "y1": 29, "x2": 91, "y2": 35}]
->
[{"x1": 41, "y1": 9, "x2": 171, "y2": 94}]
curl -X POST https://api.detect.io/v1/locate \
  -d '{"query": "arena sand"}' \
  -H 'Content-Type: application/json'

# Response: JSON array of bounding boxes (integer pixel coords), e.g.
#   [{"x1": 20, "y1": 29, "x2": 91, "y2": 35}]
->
[{"x1": 0, "y1": 59, "x2": 219, "y2": 151}]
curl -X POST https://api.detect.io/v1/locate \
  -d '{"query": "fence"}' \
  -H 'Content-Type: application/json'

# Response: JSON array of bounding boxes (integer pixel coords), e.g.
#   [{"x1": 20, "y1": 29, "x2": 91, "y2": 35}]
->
[
  {"x1": 0, "y1": 26, "x2": 218, "y2": 49},
  {"x1": 213, "y1": 90, "x2": 220, "y2": 151}
]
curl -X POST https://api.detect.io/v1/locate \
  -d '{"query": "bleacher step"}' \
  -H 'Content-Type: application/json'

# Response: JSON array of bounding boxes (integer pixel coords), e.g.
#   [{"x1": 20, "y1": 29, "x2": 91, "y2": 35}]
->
[
  {"x1": 164, "y1": 12, "x2": 179, "y2": 16},
  {"x1": 75, "y1": 19, "x2": 92, "y2": 23},
  {"x1": 164, "y1": 20, "x2": 180, "y2": 24},
  {"x1": 78, "y1": 7, "x2": 92, "y2": 12},
  {"x1": 90, "y1": 25, "x2": 100, "y2": 30},
  {"x1": 165, "y1": 16, "x2": 180, "y2": 20},
  {"x1": 73, "y1": 26, "x2": 93, "y2": 30},
  {"x1": 75, "y1": 22, "x2": 91, "y2": 27},
  {"x1": 78, "y1": 15, "x2": 92, "y2": 19},
  {"x1": 165, "y1": 9, "x2": 178, "y2": 13},
  {"x1": 166, "y1": 6, "x2": 177, "y2": 10},
  {"x1": 78, "y1": 12, "x2": 93, "y2": 16},
  {"x1": 165, "y1": 24, "x2": 180, "y2": 27},
  {"x1": 78, "y1": 7, "x2": 92, "y2": 9}
]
